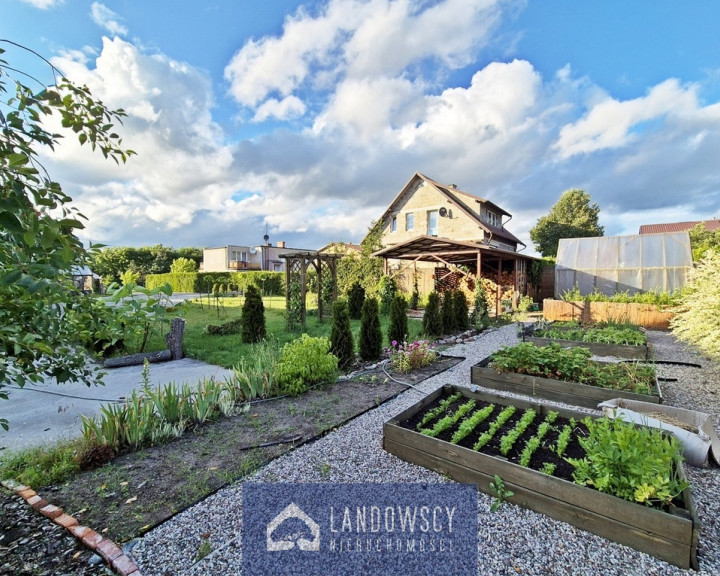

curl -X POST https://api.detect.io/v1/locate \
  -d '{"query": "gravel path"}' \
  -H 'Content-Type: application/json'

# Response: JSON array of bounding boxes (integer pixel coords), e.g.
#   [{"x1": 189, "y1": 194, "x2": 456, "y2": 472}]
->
[{"x1": 130, "y1": 325, "x2": 720, "y2": 576}]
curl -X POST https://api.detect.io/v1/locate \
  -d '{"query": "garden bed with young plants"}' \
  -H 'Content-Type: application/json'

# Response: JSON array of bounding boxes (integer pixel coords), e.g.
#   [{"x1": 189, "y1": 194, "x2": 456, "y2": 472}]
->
[
  {"x1": 383, "y1": 384, "x2": 699, "y2": 569},
  {"x1": 523, "y1": 320, "x2": 650, "y2": 360},
  {"x1": 471, "y1": 342, "x2": 662, "y2": 409}
]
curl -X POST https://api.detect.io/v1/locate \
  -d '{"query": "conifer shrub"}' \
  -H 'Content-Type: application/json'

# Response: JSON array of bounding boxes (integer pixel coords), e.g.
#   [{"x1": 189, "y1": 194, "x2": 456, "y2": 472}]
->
[
  {"x1": 347, "y1": 282, "x2": 365, "y2": 319},
  {"x1": 441, "y1": 290, "x2": 456, "y2": 334},
  {"x1": 471, "y1": 280, "x2": 490, "y2": 330},
  {"x1": 423, "y1": 291, "x2": 443, "y2": 338},
  {"x1": 378, "y1": 275, "x2": 398, "y2": 315},
  {"x1": 410, "y1": 277, "x2": 420, "y2": 310},
  {"x1": 453, "y1": 290, "x2": 469, "y2": 330},
  {"x1": 388, "y1": 294, "x2": 409, "y2": 346},
  {"x1": 241, "y1": 284, "x2": 266, "y2": 343},
  {"x1": 330, "y1": 300, "x2": 355, "y2": 369},
  {"x1": 359, "y1": 297, "x2": 382, "y2": 361}
]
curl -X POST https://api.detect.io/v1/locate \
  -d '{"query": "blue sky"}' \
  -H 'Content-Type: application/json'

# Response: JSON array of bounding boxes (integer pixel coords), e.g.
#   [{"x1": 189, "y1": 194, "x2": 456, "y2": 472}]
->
[{"x1": 2, "y1": 0, "x2": 720, "y2": 254}]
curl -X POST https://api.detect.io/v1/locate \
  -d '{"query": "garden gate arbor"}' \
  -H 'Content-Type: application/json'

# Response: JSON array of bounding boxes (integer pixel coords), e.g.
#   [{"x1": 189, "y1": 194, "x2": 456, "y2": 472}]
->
[{"x1": 280, "y1": 251, "x2": 342, "y2": 330}]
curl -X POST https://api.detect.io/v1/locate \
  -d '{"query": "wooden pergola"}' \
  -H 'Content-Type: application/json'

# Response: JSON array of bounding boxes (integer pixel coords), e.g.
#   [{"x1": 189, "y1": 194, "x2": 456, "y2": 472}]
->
[
  {"x1": 279, "y1": 251, "x2": 342, "y2": 330},
  {"x1": 372, "y1": 236, "x2": 535, "y2": 315}
]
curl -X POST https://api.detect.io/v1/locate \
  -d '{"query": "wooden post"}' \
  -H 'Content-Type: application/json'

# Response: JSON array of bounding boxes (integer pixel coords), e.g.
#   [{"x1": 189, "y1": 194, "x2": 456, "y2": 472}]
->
[
  {"x1": 496, "y1": 257, "x2": 503, "y2": 316},
  {"x1": 300, "y1": 259, "x2": 307, "y2": 329},
  {"x1": 316, "y1": 257, "x2": 323, "y2": 320}
]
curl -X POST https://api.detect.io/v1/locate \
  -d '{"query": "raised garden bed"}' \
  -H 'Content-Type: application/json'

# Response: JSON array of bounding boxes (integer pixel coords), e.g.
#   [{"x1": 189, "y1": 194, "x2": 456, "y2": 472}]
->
[
  {"x1": 471, "y1": 343, "x2": 662, "y2": 409},
  {"x1": 522, "y1": 323, "x2": 649, "y2": 360},
  {"x1": 383, "y1": 385, "x2": 699, "y2": 569}
]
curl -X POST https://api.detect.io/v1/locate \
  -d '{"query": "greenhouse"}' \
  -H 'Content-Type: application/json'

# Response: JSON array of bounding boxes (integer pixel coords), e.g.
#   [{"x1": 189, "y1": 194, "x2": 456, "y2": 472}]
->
[{"x1": 555, "y1": 231, "x2": 693, "y2": 297}]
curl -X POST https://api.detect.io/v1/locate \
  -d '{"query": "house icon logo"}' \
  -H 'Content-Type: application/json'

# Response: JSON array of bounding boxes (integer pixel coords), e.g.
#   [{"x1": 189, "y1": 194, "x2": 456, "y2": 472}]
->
[{"x1": 266, "y1": 502, "x2": 320, "y2": 552}]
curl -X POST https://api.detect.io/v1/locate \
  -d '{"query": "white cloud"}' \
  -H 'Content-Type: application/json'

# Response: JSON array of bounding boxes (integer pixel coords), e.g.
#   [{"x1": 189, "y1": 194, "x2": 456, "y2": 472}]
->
[
  {"x1": 19, "y1": 0, "x2": 61, "y2": 8},
  {"x1": 90, "y1": 2, "x2": 128, "y2": 37},
  {"x1": 252, "y1": 96, "x2": 307, "y2": 122}
]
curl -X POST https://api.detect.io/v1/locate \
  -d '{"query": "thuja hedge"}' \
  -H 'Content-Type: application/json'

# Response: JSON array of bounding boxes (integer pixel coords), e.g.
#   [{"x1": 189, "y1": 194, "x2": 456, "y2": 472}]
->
[{"x1": 145, "y1": 271, "x2": 284, "y2": 295}]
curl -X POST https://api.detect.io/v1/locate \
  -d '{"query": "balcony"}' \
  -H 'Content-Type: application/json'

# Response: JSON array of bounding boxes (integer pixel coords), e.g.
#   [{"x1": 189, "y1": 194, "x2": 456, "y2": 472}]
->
[{"x1": 228, "y1": 260, "x2": 261, "y2": 270}]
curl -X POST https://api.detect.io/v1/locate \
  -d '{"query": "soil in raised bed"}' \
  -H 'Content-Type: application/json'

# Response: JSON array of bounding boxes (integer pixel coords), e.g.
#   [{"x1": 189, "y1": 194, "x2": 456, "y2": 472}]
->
[{"x1": 399, "y1": 391, "x2": 587, "y2": 482}]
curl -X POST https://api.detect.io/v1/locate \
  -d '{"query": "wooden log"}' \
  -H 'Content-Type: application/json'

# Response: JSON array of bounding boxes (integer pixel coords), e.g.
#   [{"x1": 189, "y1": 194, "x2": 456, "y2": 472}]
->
[
  {"x1": 165, "y1": 317, "x2": 185, "y2": 360},
  {"x1": 103, "y1": 349, "x2": 172, "y2": 368}
]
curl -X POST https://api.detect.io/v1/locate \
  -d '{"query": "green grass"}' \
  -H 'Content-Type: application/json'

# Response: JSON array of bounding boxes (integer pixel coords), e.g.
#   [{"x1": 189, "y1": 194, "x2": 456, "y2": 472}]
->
[
  {"x1": 137, "y1": 295, "x2": 425, "y2": 368},
  {"x1": 0, "y1": 438, "x2": 87, "y2": 487}
]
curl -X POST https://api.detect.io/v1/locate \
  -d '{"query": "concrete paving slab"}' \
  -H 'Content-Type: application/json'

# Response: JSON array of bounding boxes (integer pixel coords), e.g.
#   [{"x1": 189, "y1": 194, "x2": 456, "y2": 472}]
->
[{"x1": 0, "y1": 358, "x2": 234, "y2": 455}]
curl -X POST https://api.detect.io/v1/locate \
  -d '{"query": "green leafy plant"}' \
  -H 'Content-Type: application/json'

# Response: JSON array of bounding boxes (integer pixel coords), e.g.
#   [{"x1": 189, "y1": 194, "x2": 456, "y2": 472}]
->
[
  {"x1": 499, "y1": 409, "x2": 537, "y2": 456},
  {"x1": 230, "y1": 339, "x2": 280, "y2": 401},
  {"x1": 537, "y1": 324, "x2": 646, "y2": 346},
  {"x1": 566, "y1": 417, "x2": 689, "y2": 506},
  {"x1": 276, "y1": 335, "x2": 339, "y2": 396},
  {"x1": 540, "y1": 462, "x2": 557, "y2": 476},
  {"x1": 473, "y1": 406, "x2": 517, "y2": 451},
  {"x1": 489, "y1": 474, "x2": 514, "y2": 512},
  {"x1": 204, "y1": 317, "x2": 243, "y2": 336},
  {"x1": 416, "y1": 392, "x2": 462, "y2": 430},
  {"x1": 451, "y1": 404, "x2": 495, "y2": 444},
  {"x1": 419, "y1": 399, "x2": 476, "y2": 438},
  {"x1": 489, "y1": 342, "x2": 656, "y2": 395},
  {"x1": 388, "y1": 340, "x2": 438, "y2": 373},
  {"x1": 518, "y1": 411, "x2": 557, "y2": 467},
  {"x1": 553, "y1": 421, "x2": 575, "y2": 457}
]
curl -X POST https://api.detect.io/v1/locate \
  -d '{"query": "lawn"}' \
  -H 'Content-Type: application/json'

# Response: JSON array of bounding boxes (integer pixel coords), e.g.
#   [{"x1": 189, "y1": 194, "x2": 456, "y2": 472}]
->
[{"x1": 137, "y1": 295, "x2": 426, "y2": 368}]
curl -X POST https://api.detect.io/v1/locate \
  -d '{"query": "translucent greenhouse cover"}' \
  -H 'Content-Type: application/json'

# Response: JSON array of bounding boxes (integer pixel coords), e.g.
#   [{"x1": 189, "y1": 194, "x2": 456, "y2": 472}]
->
[{"x1": 555, "y1": 232, "x2": 692, "y2": 297}]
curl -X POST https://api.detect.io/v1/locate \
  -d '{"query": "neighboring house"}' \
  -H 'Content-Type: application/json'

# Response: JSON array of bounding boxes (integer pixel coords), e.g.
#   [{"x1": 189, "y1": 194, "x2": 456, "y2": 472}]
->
[
  {"x1": 639, "y1": 219, "x2": 720, "y2": 234},
  {"x1": 71, "y1": 265, "x2": 99, "y2": 293},
  {"x1": 201, "y1": 240, "x2": 309, "y2": 273},
  {"x1": 368, "y1": 172, "x2": 534, "y2": 309}
]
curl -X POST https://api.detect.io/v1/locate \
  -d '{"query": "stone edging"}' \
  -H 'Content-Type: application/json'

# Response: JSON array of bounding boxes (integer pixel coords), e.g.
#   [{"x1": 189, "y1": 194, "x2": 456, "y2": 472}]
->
[{"x1": 1, "y1": 478, "x2": 141, "y2": 576}]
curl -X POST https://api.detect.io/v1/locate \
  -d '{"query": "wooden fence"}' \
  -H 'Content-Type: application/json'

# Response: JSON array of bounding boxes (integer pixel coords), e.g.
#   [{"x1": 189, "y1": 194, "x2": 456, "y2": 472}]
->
[{"x1": 542, "y1": 299, "x2": 674, "y2": 330}]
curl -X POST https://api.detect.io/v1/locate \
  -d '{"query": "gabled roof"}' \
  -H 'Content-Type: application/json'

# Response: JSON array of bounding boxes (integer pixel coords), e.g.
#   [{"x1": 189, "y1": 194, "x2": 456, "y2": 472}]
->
[
  {"x1": 375, "y1": 172, "x2": 524, "y2": 246},
  {"x1": 639, "y1": 220, "x2": 720, "y2": 234}
]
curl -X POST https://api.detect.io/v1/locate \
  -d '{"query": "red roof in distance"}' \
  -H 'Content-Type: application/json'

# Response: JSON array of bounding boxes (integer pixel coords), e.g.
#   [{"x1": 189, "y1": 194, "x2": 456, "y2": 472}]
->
[{"x1": 639, "y1": 219, "x2": 720, "y2": 234}]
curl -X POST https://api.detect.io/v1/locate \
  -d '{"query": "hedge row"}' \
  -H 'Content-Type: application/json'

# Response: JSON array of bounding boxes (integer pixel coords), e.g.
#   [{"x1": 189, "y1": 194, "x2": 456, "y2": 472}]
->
[{"x1": 145, "y1": 271, "x2": 284, "y2": 295}]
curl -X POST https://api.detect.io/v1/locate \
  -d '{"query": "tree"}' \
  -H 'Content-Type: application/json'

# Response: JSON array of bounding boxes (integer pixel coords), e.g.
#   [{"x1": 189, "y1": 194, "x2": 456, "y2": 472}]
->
[
  {"x1": 358, "y1": 297, "x2": 382, "y2": 361},
  {"x1": 347, "y1": 282, "x2": 365, "y2": 320},
  {"x1": 453, "y1": 290, "x2": 469, "y2": 330},
  {"x1": 170, "y1": 257, "x2": 198, "y2": 274},
  {"x1": 378, "y1": 275, "x2": 398, "y2": 316},
  {"x1": 329, "y1": 300, "x2": 354, "y2": 369},
  {"x1": 423, "y1": 292, "x2": 442, "y2": 338},
  {"x1": 471, "y1": 278, "x2": 490, "y2": 330},
  {"x1": 335, "y1": 224, "x2": 384, "y2": 298},
  {"x1": 1, "y1": 41, "x2": 133, "y2": 429},
  {"x1": 441, "y1": 290, "x2": 456, "y2": 334},
  {"x1": 669, "y1": 250, "x2": 720, "y2": 360},
  {"x1": 388, "y1": 294, "x2": 408, "y2": 346},
  {"x1": 241, "y1": 284, "x2": 266, "y2": 343},
  {"x1": 530, "y1": 189, "x2": 604, "y2": 257},
  {"x1": 688, "y1": 222, "x2": 720, "y2": 261}
]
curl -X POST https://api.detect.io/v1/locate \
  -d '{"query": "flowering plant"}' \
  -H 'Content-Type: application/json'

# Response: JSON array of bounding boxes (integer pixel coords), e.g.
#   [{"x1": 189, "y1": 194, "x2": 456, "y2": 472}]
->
[{"x1": 387, "y1": 340, "x2": 438, "y2": 373}]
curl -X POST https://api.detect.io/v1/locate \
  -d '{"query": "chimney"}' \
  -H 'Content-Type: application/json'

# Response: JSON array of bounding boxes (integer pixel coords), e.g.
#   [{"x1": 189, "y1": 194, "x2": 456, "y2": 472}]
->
[{"x1": 277, "y1": 241, "x2": 286, "y2": 248}]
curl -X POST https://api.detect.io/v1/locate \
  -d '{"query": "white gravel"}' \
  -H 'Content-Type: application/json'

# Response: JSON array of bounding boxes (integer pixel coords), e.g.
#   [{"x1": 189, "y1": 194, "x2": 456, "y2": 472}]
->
[{"x1": 130, "y1": 324, "x2": 720, "y2": 576}]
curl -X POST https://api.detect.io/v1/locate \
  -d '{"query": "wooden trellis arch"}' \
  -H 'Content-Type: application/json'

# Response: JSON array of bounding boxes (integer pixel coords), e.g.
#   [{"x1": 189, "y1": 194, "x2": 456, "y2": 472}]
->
[{"x1": 280, "y1": 251, "x2": 342, "y2": 330}]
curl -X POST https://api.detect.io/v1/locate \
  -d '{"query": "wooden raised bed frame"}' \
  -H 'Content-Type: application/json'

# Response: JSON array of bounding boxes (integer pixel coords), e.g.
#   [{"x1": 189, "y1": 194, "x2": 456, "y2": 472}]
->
[
  {"x1": 522, "y1": 332, "x2": 650, "y2": 360},
  {"x1": 383, "y1": 385, "x2": 699, "y2": 569},
  {"x1": 471, "y1": 356, "x2": 662, "y2": 410}
]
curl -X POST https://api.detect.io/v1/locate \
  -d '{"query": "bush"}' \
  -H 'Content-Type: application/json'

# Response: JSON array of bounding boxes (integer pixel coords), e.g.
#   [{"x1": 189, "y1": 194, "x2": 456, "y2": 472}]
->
[
  {"x1": 347, "y1": 282, "x2": 365, "y2": 319},
  {"x1": 204, "y1": 317, "x2": 243, "y2": 335},
  {"x1": 276, "y1": 335, "x2": 339, "y2": 396},
  {"x1": 453, "y1": 291, "x2": 469, "y2": 330},
  {"x1": 378, "y1": 276, "x2": 398, "y2": 315},
  {"x1": 359, "y1": 297, "x2": 383, "y2": 361},
  {"x1": 330, "y1": 300, "x2": 354, "y2": 369},
  {"x1": 170, "y1": 257, "x2": 197, "y2": 274},
  {"x1": 441, "y1": 290, "x2": 456, "y2": 334},
  {"x1": 388, "y1": 340, "x2": 438, "y2": 373},
  {"x1": 242, "y1": 284, "x2": 266, "y2": 343},
  {"x1": 670, "y1": 250, "x2": 720, "y2": 359},
  {"x1": 410, "y1": 278, "x2": 420, "y2": 310},
  {"x1": 471, "y1": 280, "x2": 490, "y2": 330},
  {"x1": 388, "y1": 294, "x2": 409, "y2": 346},
  {"x1": 423, "y1": 291, "x2": 443, "y2": 338},
  {"x1": 517, "y1": 295, "x2": 534, "y2": 312},
  {"x1": 120, "y1": 269, "x2": 141, "y2": 286},
  {"x1": 145, "y1": 273, "x2": 199, "y2": 292}
]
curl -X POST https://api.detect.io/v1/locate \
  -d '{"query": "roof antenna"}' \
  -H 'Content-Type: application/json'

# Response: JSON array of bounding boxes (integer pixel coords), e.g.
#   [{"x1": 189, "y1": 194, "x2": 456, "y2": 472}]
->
[{"x1": 264, "y1": 223, "x2": 270, "y2": 246}]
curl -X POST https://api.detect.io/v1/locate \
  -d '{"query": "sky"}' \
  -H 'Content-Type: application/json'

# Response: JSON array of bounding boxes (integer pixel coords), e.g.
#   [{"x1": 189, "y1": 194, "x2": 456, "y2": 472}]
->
[{"x1": 2, "y1": 0, "x2": 720, "y2": 256}]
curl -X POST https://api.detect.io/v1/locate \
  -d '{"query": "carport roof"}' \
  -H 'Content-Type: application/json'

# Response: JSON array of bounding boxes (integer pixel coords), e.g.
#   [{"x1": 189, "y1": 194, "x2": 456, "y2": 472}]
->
[{"x1": 372, "y1": 235, "x2": 534, "y2": 265}]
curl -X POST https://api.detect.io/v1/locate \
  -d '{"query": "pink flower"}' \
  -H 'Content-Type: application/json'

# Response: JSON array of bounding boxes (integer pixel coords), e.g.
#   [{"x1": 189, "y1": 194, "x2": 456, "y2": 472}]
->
[{"x1": 392, "y1": 340, "x2": 398, "y2": 347}]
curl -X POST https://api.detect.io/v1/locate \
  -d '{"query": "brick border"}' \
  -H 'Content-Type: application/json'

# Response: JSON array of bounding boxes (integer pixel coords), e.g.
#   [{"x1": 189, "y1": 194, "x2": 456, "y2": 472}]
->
[{"x1": 1, "y1": 479, "x2": 141, "y2": 576}]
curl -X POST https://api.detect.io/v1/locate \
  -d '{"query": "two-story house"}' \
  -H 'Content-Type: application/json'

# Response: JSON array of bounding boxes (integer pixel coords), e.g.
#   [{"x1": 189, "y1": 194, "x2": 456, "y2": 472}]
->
[
  {"x1": 201, "y1": 239, "x2": 309, "y2": 273},
  {"x1": 369, "y1": 172, "x2": 534, "y2": 311}
]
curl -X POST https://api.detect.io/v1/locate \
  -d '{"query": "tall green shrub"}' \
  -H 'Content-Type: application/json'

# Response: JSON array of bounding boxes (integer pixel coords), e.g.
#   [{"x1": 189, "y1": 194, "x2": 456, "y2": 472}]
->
[
  {"x1": 347, "y1": 282, "x2": 365, "y2": 319},
  {"x1": 410, "y1": 275, "x2": 420, "y2": 310},
  {"x1": 453, "y1": 290, "x2": 469, "y2": 330},
  {"x1": 472, "y1": 280, "x2": 490, "y2": 330},
  {"x1": 423, "y1": 292, "x2": 443, "y2": 338},
  {"x1": 170, "y1": 257, "x2": 197, "y2": 274},
  {"x1": 388, "y1": 294, "x2": 409, "y2": 346},
  {"x1": 241, "y1": 284, "x2": 266, "y2": 343},
  {"x1": 378, "y1": 276, "x2": 398, "y2": 315},
  {"x1": 330, "y1": 300, "x2": 354, "y2": 369},
  {"x1": 441, "y1": 290, "x2": 456, "y2": 334},
  {"x1": 359, "y1": 297, "x2": 383, "y2": 361},
  {"x1": 670, "y1": 250, "x2": 720, "y2": 359}
]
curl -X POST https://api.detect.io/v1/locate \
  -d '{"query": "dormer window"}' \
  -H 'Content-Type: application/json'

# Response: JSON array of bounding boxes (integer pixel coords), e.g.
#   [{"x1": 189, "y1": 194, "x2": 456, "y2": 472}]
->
[{"x1": 486, "y1": 210, "x2": 500, "y2": 227}]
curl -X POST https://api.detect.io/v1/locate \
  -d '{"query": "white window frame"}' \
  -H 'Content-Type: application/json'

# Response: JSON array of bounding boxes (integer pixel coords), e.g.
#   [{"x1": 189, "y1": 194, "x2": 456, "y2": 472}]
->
[
  {"x1": 406, "y1": 213, "x2": 414, "y2": 231},
  {"x1": 428, "y1": 210, "x2": 439, "y2": 236}
]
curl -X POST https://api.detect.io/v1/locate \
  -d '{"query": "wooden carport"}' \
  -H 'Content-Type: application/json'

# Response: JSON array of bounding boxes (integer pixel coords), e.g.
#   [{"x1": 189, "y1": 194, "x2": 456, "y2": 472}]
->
[{"x1": 372, "y1": 236, "x2": 535, "y2": 315}]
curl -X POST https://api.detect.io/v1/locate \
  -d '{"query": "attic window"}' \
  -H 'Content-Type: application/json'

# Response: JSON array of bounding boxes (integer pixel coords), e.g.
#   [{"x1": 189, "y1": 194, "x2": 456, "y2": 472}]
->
[
  {"x1": 391, "y1": 216, "x2": 397, "y2": 232},
  {"x1": 486, "y1": 211, "x2": 500, "y2": 227},
  {"x1": 406, "y1": 213, "x2": 414, "y2": 231}
]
